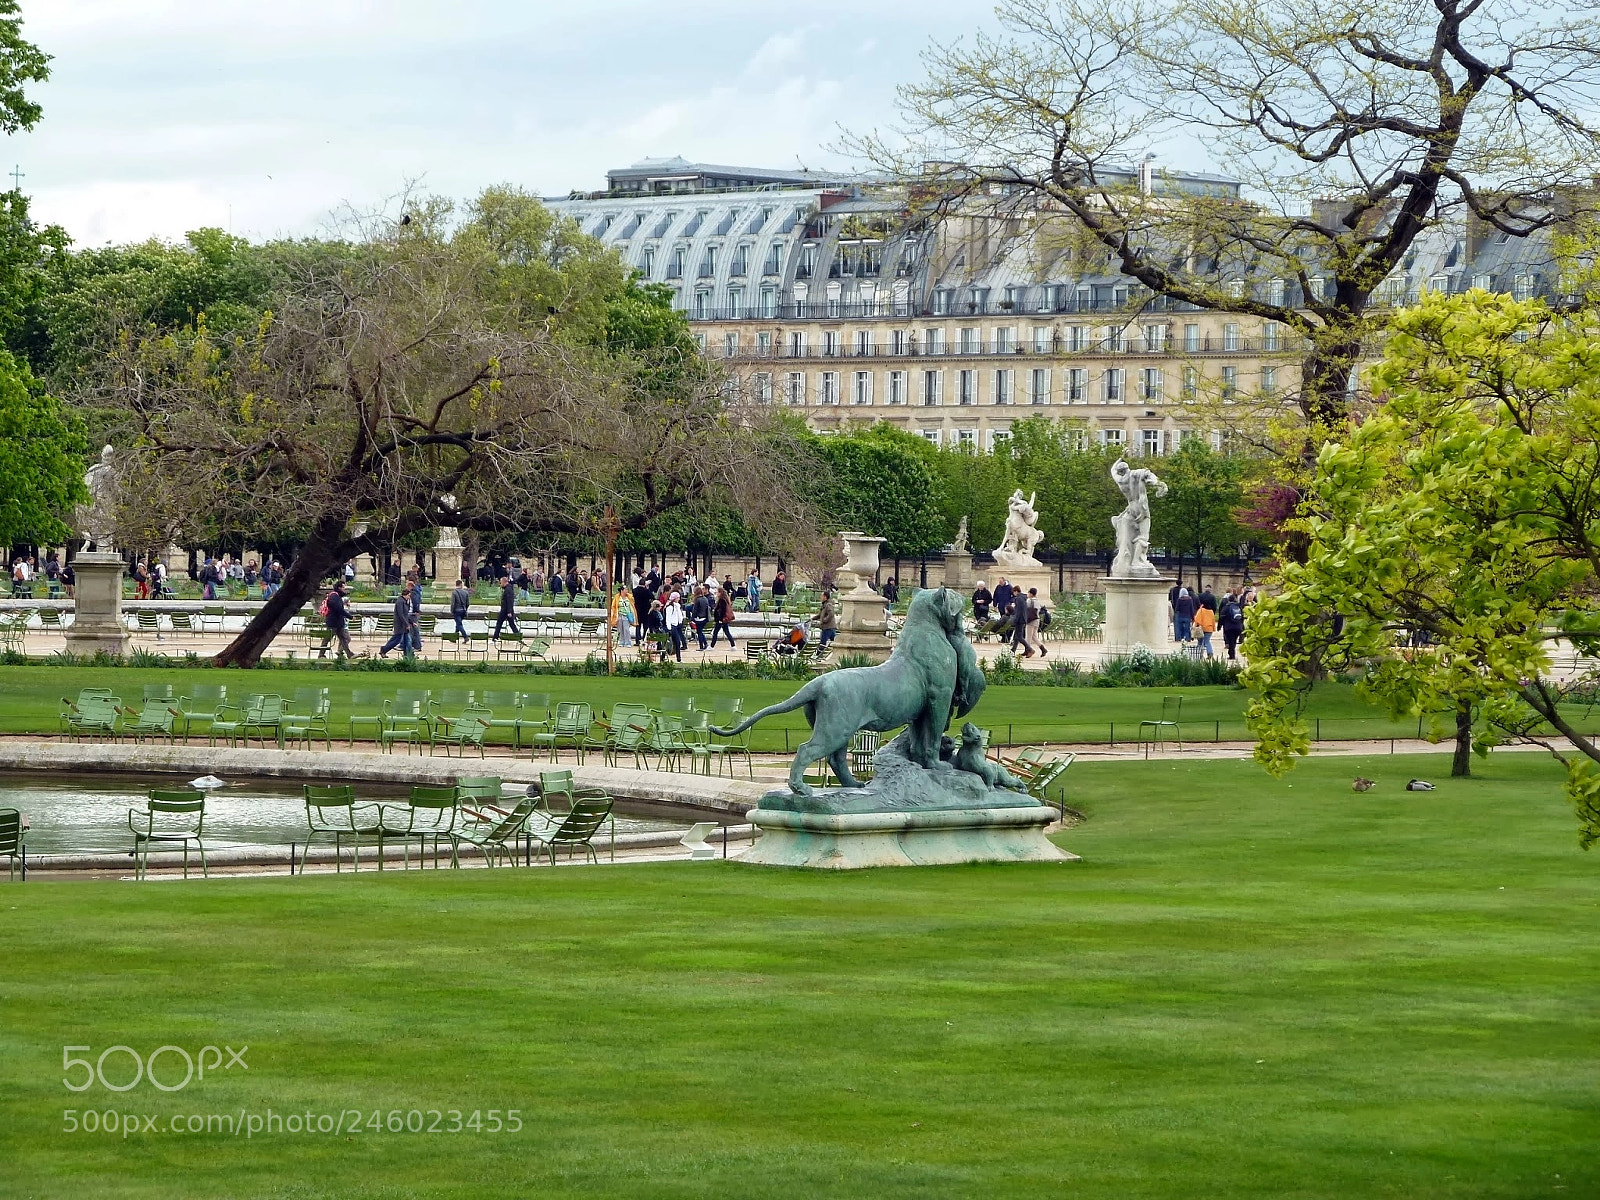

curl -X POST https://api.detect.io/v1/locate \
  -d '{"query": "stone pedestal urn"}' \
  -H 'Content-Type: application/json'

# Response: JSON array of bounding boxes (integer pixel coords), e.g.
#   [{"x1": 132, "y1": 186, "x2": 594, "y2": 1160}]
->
[{"x1": 833, "y1": 531, "x2": 893, "y2": 661}]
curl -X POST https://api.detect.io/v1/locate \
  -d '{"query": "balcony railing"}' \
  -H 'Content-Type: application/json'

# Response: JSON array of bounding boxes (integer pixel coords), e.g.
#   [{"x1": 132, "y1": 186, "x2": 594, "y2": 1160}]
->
[
  {"x1": 684, "y1": 296, "x2": 1212, "y2": 323},
  {"x1": 726, "y1": 335, "x2": 1300, "y2": 361}
]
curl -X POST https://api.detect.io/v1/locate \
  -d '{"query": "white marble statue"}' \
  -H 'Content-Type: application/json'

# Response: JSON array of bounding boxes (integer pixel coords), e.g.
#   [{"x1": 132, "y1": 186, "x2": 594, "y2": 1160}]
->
[
  {"x1": 1109, "y1": 458, "x2": 1169, "y2": 578},
  {"x1": 79, "y1": 444, "x2": 117, "y2": 550},
  {"x1": 992, "y1": 489, "x2": 1044, "y2": 569},
  {"x1": 950, "y1": 515, "x2": 969, "y2": 554}
]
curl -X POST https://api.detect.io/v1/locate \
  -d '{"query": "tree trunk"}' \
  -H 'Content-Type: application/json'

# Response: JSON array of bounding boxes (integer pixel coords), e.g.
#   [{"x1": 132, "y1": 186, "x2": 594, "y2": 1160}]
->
[
  {"x1": 214, "y1": 514, "x2": 348, "y2": 667},
  {"x1": 1451, "y1": 699, "x2": 1473, "y2": 778}
]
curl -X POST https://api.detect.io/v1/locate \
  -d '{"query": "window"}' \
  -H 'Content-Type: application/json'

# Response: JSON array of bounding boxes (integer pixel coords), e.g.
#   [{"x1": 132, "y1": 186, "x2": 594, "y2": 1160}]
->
[
  {"x1": 1140, "y1": 368, "x2": 1164, "y2": 401},
  {"x1": 1030, "y1": 368, "x2": 1050, "y2": 405},
  {"x1": 693, "y1": 290, "x2": 710, "y2": 319},
  {"x1": 727, "y1": 286, "x2": 743, "y2": 314},
  {"x1": 1227, "y1": 279, "x2": 1245, "y2": 299},
  {"x1": 1182, "y1": 365, "x2": 1198, "y2": 398},
  {"x1": 988, "y1": 429, "x2": 1012, "y2": 452},
  {"x1": 1141, "y1": 428, "x2": 1163, "y2": 457},
  {"x1": 853, "y1": 371, "x2": 872, "y2": 405},
  {"x1": 788, "y1": 331, "x2": 805, "y2": 357},
  {"x1": 1002, "y1": 284, "x2": 1022, "y2": 311},
  {"x1": 1183, "y1": 323, "x2": 1200, "y2": 353},
  {"x1": 933, "y1": 289, "x2": 953, "y2": 315},
  {"x1": 731, "y1": 244, "x2": 750, "y2": 276},
  {"x1": 1513, "y1": 274, "x2": 1535, "y2": 301},
  {"x1": 753, "y1": 373, "x2": 772, "y2": 403},
  {"x1": 1472, "y1": 273, "x2": 1492, "y2": 292},
  {"x1": 1066, "y1": 426, "x2": 1089, "y2": 452},
  {"x1": 1032, "y1": 326, "x2": 1052, "y2": 353},
  {"x1": 699, "y1": 245, "x2": 717, "y2": 277},
  {"x1": 1104, "y1": 325, "x2": 1125, "y2": 352},
  {"x1": 891, "y1": 330, "x2": 907, "y2": 355},
  {"x1": 1223, "y1": 323, "x2": 1240, "y2": 351},
  {"x1": 1262, "y1": 322, "x2": 1280, "y2": 352},
  {"x1": 723, "y1": 332, "x2": 738, "y2": 357},
  {"x1": 1308, "y1": 276, "x2": 1324, "y2": 301},
  {"x1": 995, "y1": 326, "x2": 1015, "y2": 353},
  {"x1": 1103, "y1": 368, "x2": 1125, "y2": 403},
  {"x1": 1267, "y1": 278, "x2": 1285, "y2": 305},
  {"x1": 641, "y1": 245, "x2": 656, "y2": 275},
  {"x1": 1261, "y1": 366, "x2": 1277, "y2": 394},
  {"x1": 1066, "y1": 325, "x2": 1087, "y2": 352},
  {"x1": 819, "y1": 371, "x2": 839, "y2": 405},
  {"x1": 922, "y1": 370, "x2": 943, "y2": 406},
  {"x1": 786, "y1": 371, "x2": 805, "y2": 405},
  {"x1": 888, "y1": 370, "x2": 907, "y2": 405},
  {"x1": 925, "y1": 328, "x2": 946, "y2": 354},
  {"x1": 1098, "y1": 428, "x2": 1125, "y2": 448},
  {"x1": 1067, "y1": 368, "x2": 1087, "y2": 403},
  {"x1": 918, "y1": 429, "x2": 943, "y2": 447},
  {"x1": 764, "y1": 244, "x2": 783, "y2": 275},
  {"x1": 797, "y1": 244, "x2": 816, "y2": 278},
  {"x1": 956, "y1": 428, "x2": 977, "y2": 449},
  {"x1": 993, "y1": 369, "x2": 1013, "y2": 405},
  {"x1": 972, "y1": 287, "x2": 990, "y2": 313},
  {"x1": 855, "y1": 330, "x2": 873, "y2": 356},
  {"x1": 1142, "y1": 324, "x2": 1167, "y2": 352},
  {"x1": 1075, "y1": 285, "x2": 1090, "y2": 311},
  {"x1": 694, "y1": 332, "x2": 707, "y2": 353},
  {"x1": 756, "y1": 331, "x2": 772, "y2": 356},
  {"x1": 667, "y1": 246, "x2": 686, "y2": 278},
  {"x1": 1221, "y1": 365, "x2": 1238, "y2": 398},
  {"x1": 823, "y1": 331, "x2": 840, "y2": 357},
  {"x1": 959, "y1": 327, "x2": 979, "y2": 354},
  {"x1": 760, "y1": 287, "x2": 777, "y2": 318},
  {"x1": 958, "y1": 369, "x2": 977, "y2": 405}
]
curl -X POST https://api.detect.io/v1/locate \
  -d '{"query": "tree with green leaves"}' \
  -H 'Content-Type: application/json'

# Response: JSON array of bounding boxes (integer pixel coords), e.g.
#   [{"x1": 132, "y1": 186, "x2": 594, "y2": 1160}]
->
[
  {"x1": 1150, "y1": 441, "x2": 1248, "y2": 589},
  {"x1": 1245, "y1": 293, "x2": 1600, "y2": 837},
  {"x1": 854, "y1": 0, "x2": 1600, "y2": 432},
  {"x1": 0, "y1": 348, "x2": 86, "y2": 546},
  {"x1": 813, "y1": 425, "x2": 948, "y2": 562}
]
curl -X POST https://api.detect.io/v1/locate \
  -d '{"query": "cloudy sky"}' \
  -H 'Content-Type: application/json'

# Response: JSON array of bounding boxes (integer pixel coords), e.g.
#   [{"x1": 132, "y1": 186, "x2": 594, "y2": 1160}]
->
[{"x1": 9, "y1": 0, "x2": 990, "y2": 246}]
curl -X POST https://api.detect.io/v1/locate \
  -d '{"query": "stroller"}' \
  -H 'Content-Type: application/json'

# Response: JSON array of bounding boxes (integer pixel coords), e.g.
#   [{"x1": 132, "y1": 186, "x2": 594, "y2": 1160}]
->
[{"x1": 771, "y1": 621, "x2": 811, "y2": 657}]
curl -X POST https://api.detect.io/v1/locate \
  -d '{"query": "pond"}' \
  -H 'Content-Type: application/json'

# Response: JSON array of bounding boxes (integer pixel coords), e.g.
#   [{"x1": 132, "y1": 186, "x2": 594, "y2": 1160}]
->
[{"x1": 2, "y1": 773, "x2": 695, "y2": 856}]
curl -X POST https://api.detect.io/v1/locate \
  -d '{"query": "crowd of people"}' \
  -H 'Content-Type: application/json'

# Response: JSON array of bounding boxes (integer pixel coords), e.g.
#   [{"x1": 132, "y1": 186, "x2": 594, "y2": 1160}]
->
[
  {"x1": 969, "y1": 576, "x2": 1050, "y2": 658},
  {"x1": 1168, "y1": 582, "x2": 1256, "y2": 661}
]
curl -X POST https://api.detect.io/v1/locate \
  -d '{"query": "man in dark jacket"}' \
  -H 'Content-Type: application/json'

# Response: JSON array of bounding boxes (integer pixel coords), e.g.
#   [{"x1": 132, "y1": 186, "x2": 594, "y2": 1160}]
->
[
  {"x1": 450, "y1": 579, "x2": 472, "y2": 636},
  {"x1": 972, "y1": 581, "x2": 993, "y2": 623},
  {"x1": 1219, "y1": 590, "x2": 1246, "y2": 661},
  {"x1": 993, "y1": 577, "x2": 1015, "y2": 617},
  {"x1": 1198, "y1": 586, "x2": 1218, "y2": 614},
  {"x1": 379, "y1": 581, "x2": 417, "y2": 659},
  {"x1": 493, "y1": 575, "x2": 520, "y2": 640},
  {"x1": 323, "y1": 582, "x2": 354, "y2": 661}
]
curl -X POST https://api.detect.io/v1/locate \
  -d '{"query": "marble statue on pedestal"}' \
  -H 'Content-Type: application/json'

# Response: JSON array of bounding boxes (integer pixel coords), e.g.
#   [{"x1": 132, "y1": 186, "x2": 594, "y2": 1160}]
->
[
  {"x1": 992, "y1": 489, "x2": 1044, "y2": 570},
  {"x1": 950, "y1": 515, "x2": 969, "y2": 554},
  {"x1": 1109, "y1": 458, "x2": 1168, "y2": 578},
  {"x1": 79, "y1": 444, "x2": 118, "y2": 550}
]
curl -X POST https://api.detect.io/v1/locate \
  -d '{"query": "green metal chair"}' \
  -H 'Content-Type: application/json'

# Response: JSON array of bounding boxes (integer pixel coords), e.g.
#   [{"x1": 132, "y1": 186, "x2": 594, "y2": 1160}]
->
[
  {"x1": 302, "y1": 784, "x2": 382, "y2": 872},
  {"x1": 283, "y1": 688, "x2": 333, "y2": 750},
  {"x1": 702, "y1": 716, "x2": 755, "y2": 779},
  {"x1": 520, "y1": 636, "x2": 552, "y2": 667},
  {"x1": 0, "y1": 807, "x2": 24, "y2": 881},
  {"x1": 134, "y1": 610, "x2": 164, "y2": 641},
  {"x1": 121, "y1": 699, "x2": 180, "y2": 744},
  {"x1": 530, "y1": 702, "x2": 595, "y2": 763},
  {"x1": 379, "y1": 698, "x2": 427, "y2": 755},
  {"x1": 242, "y1": 694, "x2": 287, "y2": 748},
  {"x1": 432, "y1": 703, "x2": 493, "y2": 759},
  {"x1": 60, "y1": 693, "x2": 122, "y2": 742},
  {"x1": 599, "y1": 703, "x2": 653, "y2": 767},
  {"x1": 372, "y1": 786, "x2": 459, "y2": 869},
  {"x1": 455, "y1": 776, "x2": 503, "y2": 804},
  {"x1": 529, "y1": 795, "x2": 615, "y2": 865},
  {"x1": 494, "y1": 630, "x2": 525, "y2": 661},
  {"x1": 452, "y1": 795, "x2": 543, "y2": 868},
  {"x1": 1027, "y1": 755, "x2": 1076, "y2": 811},
  {"x1": 128, "y1": 789, "x2": 208, "y2": 880},
  {"x1": 200, "y1": 605, "x2": 227, "y2": 633},
  {"x1": 142, "y1": 683, "x2": 176, "y2": 703},
  {"x1": 642, "y1": 712, "x2": 692, "y2": 772},
  {"x1": 176, "y1": 685, "x2": 226, "y2": 743},
  {"x1": 1139, "y1": 696, "x2": 1183, "y2": 758},
  {"x1": 347, "y1": 688, "x2": 385, "y2": 746}
]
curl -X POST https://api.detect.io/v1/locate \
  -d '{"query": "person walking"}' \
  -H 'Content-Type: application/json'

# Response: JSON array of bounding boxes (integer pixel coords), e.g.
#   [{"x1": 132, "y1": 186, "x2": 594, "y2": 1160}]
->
[
  {"x1": 1173, "y1": 586, "x2": 1196, "y2": 643},
  {"x1": 610, "y1": 583, "x2": 636, "y2": 648},
  {"x1": 745, "y1": 569, "x2": 762, "y2": 613},
  {"x1": 449, "y1": 578, "x2": 472, "y2": 636},
  {"x1": 663, "y1": 591, "x2": 687, "y2": 661},
  {"x1": 379, "y1": 581, "x2": 417, "y2": 659},
  {"x1": 407, "y1": 575, "x2": 423, "y2": 654},
  {"x1": 690, "y1": 585, "x2": 711, "y2": 650},
  {"x1": 711, "y1": 585, "x2": 737, "y2": 648},
  {"x1": 817, "y1": 591, "x2": 837, "y2": 648},
  {"x1": 1219, "y1": 590, "x2": 1246, "y2": 662},
  {"x1": 1021, "y1": 588, "x2": 1046, "y2": 658},
  {"x1": 771, "y1": 570, "x2": 788, "y2": 612},
  {"x1": 492, "y1": 575, "x2": 520, "y2": 640},
  {"x1": 1193, "y1": 599, "x2": 1217, "y2": 658},
  {"x1": 323, "y1": 581, "x2": 354, "y2": 661}
]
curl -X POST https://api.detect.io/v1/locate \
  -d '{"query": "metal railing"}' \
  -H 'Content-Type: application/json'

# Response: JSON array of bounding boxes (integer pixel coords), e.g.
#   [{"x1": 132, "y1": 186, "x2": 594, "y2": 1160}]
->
[{"x1": 723, "y1": 335, "x2": 1301, "y2": 361}]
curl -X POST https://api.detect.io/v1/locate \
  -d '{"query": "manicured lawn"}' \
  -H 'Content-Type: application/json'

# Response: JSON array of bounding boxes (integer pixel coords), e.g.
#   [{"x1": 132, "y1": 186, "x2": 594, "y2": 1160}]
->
[
  {"x1": 4, "y1": 664, "x2": 1448, "y2": 750},
  {"x1": 0, "y1": 751, "x2": 1594, "y2": 1198}
]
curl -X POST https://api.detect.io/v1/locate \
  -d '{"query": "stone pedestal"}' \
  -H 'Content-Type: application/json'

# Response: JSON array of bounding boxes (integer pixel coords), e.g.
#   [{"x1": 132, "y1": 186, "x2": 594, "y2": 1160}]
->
[
  {"x1": 742, "y1": 804, "x2": 1074, "y2": 869},
  {"x1": 65, "y1": 552, "x2": 129, "y2": 656},
  {"x1": 1102, "y1": 575, "x2": 1172, "y2": 656},
  {"x1": 434, "y1": 528, "x2": 464, "y2": 586},
  {"x1": 992, "y1": 563, "x2": 1055, "y2": 604},
  {"x1": 942, "y1": 553, "x2": 975, "y2": 591}
]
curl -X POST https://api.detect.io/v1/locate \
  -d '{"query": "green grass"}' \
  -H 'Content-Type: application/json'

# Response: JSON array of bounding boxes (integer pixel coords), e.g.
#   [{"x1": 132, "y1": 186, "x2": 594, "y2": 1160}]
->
[
  {"x1": 2, "y1": 664, "x2": 1460, "y2": 750},
  {"x1": 0, "y1": 751, "x2": 1595, "y2": 1198}
]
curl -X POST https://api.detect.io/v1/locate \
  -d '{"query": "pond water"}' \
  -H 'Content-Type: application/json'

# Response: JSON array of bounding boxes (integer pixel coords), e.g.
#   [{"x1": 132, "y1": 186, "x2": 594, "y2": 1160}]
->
[{"x1": 2, "y1": 774, "x2": 693, "y2": 856}]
